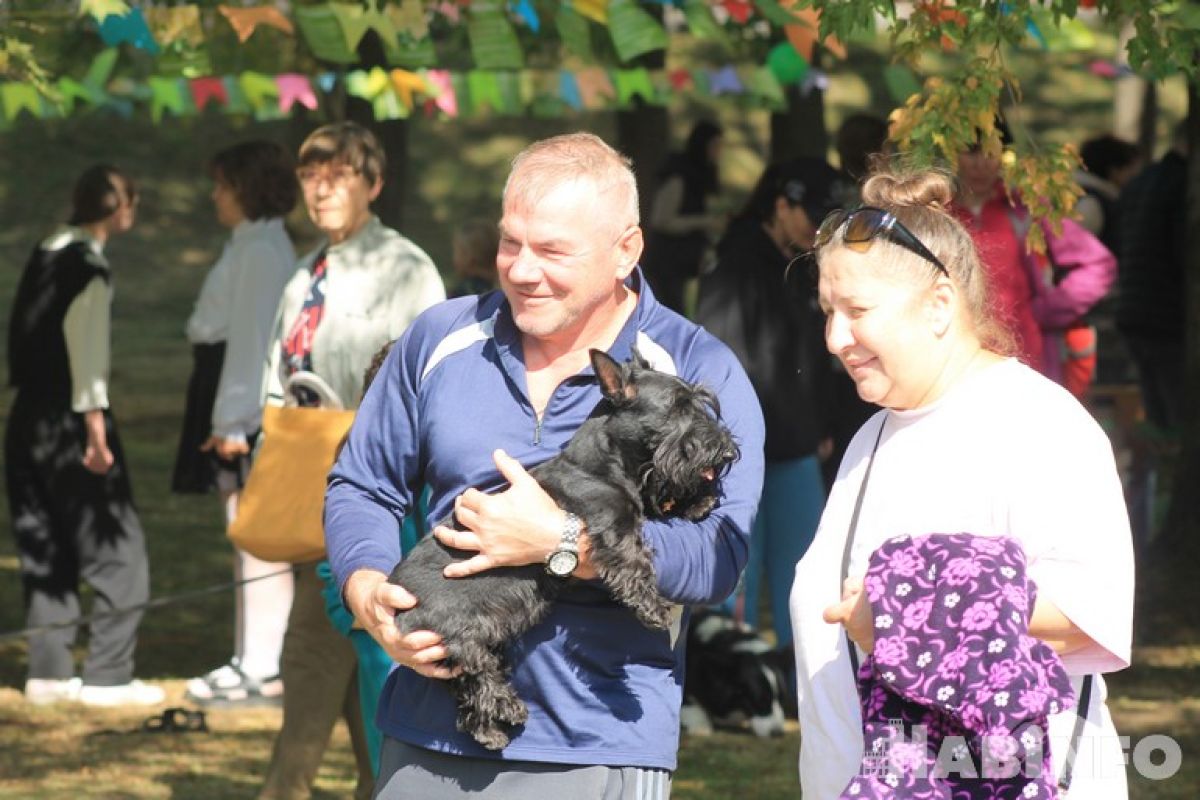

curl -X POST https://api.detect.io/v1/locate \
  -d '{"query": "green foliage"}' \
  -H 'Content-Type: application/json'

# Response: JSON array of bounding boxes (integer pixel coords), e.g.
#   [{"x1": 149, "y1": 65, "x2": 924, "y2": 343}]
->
[{"x1": 797, "y1": 0, "x2": 1196, "y2": 248}]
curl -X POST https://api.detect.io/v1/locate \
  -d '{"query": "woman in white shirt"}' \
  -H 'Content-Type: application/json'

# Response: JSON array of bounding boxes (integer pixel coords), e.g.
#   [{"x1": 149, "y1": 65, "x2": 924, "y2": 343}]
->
[
  {"x1": 7, "y1": 165, "x2": 165, "y2": 707},
  {"x1": 789, "y1": 166, "x2": 1134, "y2": 799},
  {"x1": 172, "y1": 141, "x2": 300, "y2": 708}
]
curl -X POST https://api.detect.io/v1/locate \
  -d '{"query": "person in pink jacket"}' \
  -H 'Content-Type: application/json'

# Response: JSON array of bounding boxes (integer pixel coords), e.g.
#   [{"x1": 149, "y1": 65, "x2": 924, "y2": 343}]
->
[{"x1": 954, "y1": 126, "x2": 1115, "y2": 398}]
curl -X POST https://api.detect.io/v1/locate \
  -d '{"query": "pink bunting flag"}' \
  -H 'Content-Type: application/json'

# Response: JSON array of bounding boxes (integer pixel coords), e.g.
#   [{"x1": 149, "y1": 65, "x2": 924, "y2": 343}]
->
[
  {"x1": 423, "y1": 70, "x2": 459, "y2": 117},
  {"x1": 276, "y1": 74, "x2": 318, "y2": 112}
]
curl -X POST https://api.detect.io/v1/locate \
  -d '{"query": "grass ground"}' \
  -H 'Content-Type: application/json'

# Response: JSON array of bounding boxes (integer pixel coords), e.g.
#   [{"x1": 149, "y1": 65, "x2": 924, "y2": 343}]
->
[{"x1": 0, "y1": 53, "x2": 1196, "y2": 798}]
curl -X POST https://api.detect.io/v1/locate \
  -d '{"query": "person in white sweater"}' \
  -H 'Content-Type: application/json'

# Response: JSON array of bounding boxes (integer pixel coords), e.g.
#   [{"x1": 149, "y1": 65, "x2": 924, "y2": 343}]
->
[
  {"x1": 258, "y1": 121, "x2": 445, "y2": 800},
  {"x1": 171, "y1": 141, "x2": 300, "y2": 708},
  {"x1": 790, "y1": 167, "x2": 1134, "y2": 799}
]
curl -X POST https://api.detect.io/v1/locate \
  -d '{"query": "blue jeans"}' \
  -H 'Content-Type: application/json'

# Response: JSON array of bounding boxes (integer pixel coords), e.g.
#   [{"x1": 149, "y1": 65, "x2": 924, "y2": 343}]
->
[{"x1": 723, "y1": 455, "x2": 825, "y2": 646}]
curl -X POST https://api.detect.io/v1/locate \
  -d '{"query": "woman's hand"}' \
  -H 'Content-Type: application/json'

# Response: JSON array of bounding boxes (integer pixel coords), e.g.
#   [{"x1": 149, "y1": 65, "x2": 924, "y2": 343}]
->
[
  {"x1": 822, "y1": 576, "x2": 875, "y2": 652},
  {"x1": 81, "y1": 409, "x2": 113, "y2": 475},
  {"x1": 432, "y1": 449, "x2": 596, "y2": 579},
  {"x1": 343, "y1": 569, "x2": 461, "y2": 680},
  {"x1": 200, "y1": 436, "x2": 250, "y2": 461}
]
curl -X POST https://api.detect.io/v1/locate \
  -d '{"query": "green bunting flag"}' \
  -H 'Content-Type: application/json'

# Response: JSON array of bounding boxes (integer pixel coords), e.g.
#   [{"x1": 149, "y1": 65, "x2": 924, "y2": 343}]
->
[
  {"x1": 467, "y1": 1, "x2": 525, "y2": 70},
  {"x1": 607, "y1": 0, "x2": 668, "y2": 64}
]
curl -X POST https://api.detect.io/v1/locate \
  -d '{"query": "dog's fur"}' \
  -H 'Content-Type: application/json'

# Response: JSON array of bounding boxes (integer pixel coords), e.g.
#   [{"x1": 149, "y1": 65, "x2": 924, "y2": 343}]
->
[
  {"x1": 681, "y1": 609, "x2": 796, "y2": 738},
  {"x1": 389, "y1": 349, "x2": 739, "y2": 750}
]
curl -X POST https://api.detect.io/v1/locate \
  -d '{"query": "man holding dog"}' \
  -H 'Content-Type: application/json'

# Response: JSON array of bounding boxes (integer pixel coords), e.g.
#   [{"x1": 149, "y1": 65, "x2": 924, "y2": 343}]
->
[{"x1": 325, "y1": 132, "x2": 765, "y2": 798}]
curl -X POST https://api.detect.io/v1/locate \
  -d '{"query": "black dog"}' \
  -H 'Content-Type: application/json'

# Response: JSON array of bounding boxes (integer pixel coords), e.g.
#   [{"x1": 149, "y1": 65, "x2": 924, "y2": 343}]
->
[
  {"x1": 389, "y1": 349, "x2": 739, "y2": 750},
  {"x1": 681, "y1": 609, "x2": 796, "y2": 738}
]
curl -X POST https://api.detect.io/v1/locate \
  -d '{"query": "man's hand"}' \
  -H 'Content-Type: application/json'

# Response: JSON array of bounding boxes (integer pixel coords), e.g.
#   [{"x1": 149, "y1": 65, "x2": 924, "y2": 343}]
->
[
  {"x1": 433, "y1": 449, "x2": 590, "y2": 579},
  {"x1": 822, "y1": 576, "x2": 874, "y2": 652},
  {"x1": 342, "y1": 568, "x2": 461, "y2": 679}
]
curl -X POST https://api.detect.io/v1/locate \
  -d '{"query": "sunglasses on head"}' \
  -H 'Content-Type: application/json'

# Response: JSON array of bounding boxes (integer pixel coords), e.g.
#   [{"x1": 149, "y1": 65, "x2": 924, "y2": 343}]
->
[{"x1": 815, "y1": 206, "x2": 949, "y2": 276}]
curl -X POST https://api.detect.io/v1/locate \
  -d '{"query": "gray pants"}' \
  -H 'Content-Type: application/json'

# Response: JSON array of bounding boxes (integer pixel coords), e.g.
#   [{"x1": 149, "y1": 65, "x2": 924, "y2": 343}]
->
[
  {"x1": 5, "y1": 401, "x2": 149, "y2": 685},
  {"x1": 374, "y1": 738, "x2": 672, "y2": 800}
]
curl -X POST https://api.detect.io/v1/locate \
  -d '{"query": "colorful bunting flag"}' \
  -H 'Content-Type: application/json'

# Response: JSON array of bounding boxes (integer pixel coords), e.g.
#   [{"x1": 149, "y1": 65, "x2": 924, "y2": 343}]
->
[
  {"x1": 682, "y1": 0, "x2": 731, "y2": 48},
  {"x1": 390, "y1": 69, "x2": 430, "y2": 109},
  {"x1": 2, "y1": 83, "x2": 43, "y2": 121},
  {"x1": 98, "y1": 8, "x2": 161, "y2": 54},
  {"x1": 571, "y1": 0, "x2": 610, "y2": 26},
  {"x1": 146, "y1": 5, "x2": 205, "y2": 47},
  {"x1": 57, "y1": 77, "x2": 107, "y2": 112},
  {"x1": 295, "y1": 5, "x2": 358, "y2": 63},
  {"x1": 391, "y1": 0, "x2": 430, "y2": 41},
  {"x1": 721, "y1": 0, "x2": 754, "y2": 24},
  {"x1": 467, "y1": 2, "x2": 525, "y2": 70},
  {"x1": 239, "y1": 71, "x2": 284, "y2": 119},
  {"x1": 668, "y1": 69, "x2": 693, "y2": 91},
  {"x1": 148, "y1": 76, "x2": 189, "y2": 122},
  {"x1": 79, "y1": 0, "x2": 130, "y2": 22},
  {"x1": 607, "y1": 0, "x2": 669, "y2": 64},
  {"x1": 766, "y1": 41, "x2": 808, "y2": 85},
  {"x1": 574, "y1": 67, "x2": 615, "y2": 108},
  {"x1": 708, "y1": 65, "x2": 743, "y2": 95},
  {"x1": 558, "y1": 70, "x2": 584, "y2": 110},
  {"x1": 556, "y1": 7, "x2": 594, "y2": 62},
  {"x1": 613, "y1": 68, "x2": 659, "y2": 106},
  {"x1": 329, "y1": 3, "x2": 402, "y2": 56},
  {"x1": 467, "y1": 70, "x2": 506, "y2": 114},
  {"x1": 423, "y1": 69, "x2": 459, "y2": 117},
  {"x1": 218, "y1": 5, "x2": 295, "y2": 43},
  {"x1": 745, "y1": 66, "x2": 786, "y2": 110},
  {"x1": 783, "y1": 4, "x2": 846, "y2": 61},
  {"x1": 190, "y1": 76, "x2": 229, "y2": 110},
  {"x1": 510, "y1": 0, "x2": 541, "y2": 32},
  {"x1": 277, "y1": 74, "x2": 318, "y2": 112}
]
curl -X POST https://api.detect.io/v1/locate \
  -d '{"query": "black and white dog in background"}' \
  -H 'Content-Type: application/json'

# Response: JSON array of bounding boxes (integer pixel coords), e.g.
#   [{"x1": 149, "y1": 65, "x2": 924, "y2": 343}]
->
[{"x1": 681, "y1": 609, "x2": 796, "y2": 738}]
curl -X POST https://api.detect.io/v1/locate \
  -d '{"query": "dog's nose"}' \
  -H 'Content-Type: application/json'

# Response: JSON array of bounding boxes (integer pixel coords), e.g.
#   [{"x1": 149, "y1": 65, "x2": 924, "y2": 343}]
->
[{"x1": 700, "y1": 467, "x2": 715, "y2": 481}]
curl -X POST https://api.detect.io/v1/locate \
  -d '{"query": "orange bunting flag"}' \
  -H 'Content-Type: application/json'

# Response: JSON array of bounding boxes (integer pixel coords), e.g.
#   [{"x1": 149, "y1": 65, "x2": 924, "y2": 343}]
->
[
  {"x1": 781, "y1": 3, "x2": 845, "y2": 62},
  {"x1": 390, "y1": 69, "x2": 430, "y2": 110},
  {"x1": 218, "y1": 5, "x2": 295, "y2": 43}
]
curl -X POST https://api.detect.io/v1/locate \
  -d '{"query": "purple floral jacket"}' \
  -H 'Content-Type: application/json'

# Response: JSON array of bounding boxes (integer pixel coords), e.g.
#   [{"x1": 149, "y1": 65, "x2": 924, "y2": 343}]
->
[{"x1": 840, "y1": 533, "x2": 1075, "y2": 800}]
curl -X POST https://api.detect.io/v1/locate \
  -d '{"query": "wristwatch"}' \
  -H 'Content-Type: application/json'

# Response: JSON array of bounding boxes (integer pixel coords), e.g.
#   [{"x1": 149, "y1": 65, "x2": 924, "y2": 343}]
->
[{"x1": 545, "y1": 512, "x2": 583, "y2": 578}]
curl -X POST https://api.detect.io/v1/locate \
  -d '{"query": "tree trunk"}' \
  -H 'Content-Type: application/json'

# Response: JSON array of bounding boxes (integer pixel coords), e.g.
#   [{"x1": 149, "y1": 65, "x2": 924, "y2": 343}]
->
[
  {"x1": 343, "y1": 31, "x2": 410, "y2": 228},
  {"x1": 1161, "y1": 76, "x2": 1200, "y2": 567},
  {"x1": 769, "y1": 50, "x2": 829, "y2": 162},
  {"x1": 614, "y1": 7, "x2": 670, "y2": 223},
  {"x1": 617, "y1": 105, "x2": 670, "y2": 223}
]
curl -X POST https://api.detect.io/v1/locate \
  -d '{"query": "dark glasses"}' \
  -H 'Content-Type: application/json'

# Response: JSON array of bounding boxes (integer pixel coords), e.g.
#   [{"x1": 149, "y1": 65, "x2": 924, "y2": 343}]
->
[{"x1": 816, "y1": 206, "x2": 949, "y2": 276}]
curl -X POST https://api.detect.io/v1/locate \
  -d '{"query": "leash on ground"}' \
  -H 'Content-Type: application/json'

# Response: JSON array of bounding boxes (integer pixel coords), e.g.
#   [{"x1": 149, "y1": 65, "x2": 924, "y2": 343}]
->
[{"x1": 0, "y1": 566, "x2": 298, "y2": 643}]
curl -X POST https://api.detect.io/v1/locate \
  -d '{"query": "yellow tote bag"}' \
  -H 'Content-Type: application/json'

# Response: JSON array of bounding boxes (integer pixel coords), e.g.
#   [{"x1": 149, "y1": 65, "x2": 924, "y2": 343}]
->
[{"x1": 227, "y1": 404, "x2": 356, "y2": 563}]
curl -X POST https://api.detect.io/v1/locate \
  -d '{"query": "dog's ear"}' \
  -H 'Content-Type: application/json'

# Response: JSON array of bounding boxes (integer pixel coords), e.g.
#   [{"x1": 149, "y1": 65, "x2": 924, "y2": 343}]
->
[
  {"x1": 630, "y1": 345, "x2": 652, "y2": 371},
  {"x1": 590, "y1": 349, "x2": 636, "y2": 403}
]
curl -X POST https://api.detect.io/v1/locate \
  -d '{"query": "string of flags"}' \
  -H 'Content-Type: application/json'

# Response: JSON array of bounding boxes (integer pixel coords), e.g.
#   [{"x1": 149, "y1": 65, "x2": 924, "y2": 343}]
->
[
  {"x1": 3, "y1": 1, "x2": 1109, "y2": 125},
  {"x1": 73, "y1": 1, "x2": 846, "y2": 70},
  {"x1": 0, "y1": 56, "x2": 845, "y2": 125}
]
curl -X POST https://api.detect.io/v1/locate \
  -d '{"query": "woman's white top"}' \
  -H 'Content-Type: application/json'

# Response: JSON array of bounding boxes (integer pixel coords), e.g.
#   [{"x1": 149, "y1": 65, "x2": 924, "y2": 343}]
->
[
  {"x1": 790, "y1": 358, "x2": 1134, "y2": 800},
  {"x1": 185, "y1": 217, "x2": 297, "y2": 441},
  {"x1": 49, "y1": 227, "x2": 111, "y2": 413},
  {"x1": 264, "y1": 216, "x2": 445, "y2": 411}
]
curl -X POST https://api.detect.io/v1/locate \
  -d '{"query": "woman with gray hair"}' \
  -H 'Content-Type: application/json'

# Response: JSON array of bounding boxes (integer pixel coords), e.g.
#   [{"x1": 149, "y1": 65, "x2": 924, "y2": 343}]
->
[{"x1": 258, "y1": 121, "x2": 444, "y2": 800}]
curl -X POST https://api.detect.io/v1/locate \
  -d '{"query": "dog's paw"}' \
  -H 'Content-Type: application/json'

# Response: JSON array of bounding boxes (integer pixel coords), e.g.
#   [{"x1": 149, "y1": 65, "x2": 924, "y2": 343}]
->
[
  {"x1": 495, "y1": 693, "x2": 529, "y2": 727},
  {"x1": 470, "y1": 725, "x2": 513, "y2": 751}
]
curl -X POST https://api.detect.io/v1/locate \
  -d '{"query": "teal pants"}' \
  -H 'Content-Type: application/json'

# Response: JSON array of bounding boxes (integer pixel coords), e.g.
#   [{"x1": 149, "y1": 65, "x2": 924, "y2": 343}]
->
[
  {"x1": 723, "y1": 455, "x2": 825, "y2": 646},
  {"x1": 317, "y1": 490, "x2": 428, "y2": 776}
]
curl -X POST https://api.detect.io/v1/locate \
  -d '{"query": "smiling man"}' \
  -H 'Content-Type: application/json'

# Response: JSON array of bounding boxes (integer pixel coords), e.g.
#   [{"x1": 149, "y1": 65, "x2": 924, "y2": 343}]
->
[{"x1": 326, "y1": 132, "x2": 765, "y2": 799}]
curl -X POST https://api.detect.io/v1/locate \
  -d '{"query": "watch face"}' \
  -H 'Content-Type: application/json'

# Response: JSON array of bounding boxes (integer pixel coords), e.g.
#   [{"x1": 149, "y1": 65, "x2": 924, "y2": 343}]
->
[{"x1": 548, "y1": 550, "x2": 578, "y2": 577}]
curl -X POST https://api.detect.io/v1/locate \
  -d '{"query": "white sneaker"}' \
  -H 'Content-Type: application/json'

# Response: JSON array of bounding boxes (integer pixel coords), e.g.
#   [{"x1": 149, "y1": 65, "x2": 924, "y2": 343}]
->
[
  {"x1": 78, "y1": 679, "x2": 166, "y2": 707},
  {"x1": 24, "y1": 677, "x2": 82, "y2": 706}
]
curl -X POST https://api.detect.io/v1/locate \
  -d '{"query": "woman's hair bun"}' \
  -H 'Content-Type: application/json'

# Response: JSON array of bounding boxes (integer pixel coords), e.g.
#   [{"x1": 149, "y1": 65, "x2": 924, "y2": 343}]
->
[{"x1": 860, "y1": 167, "x2": 955, "y2": 211}]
